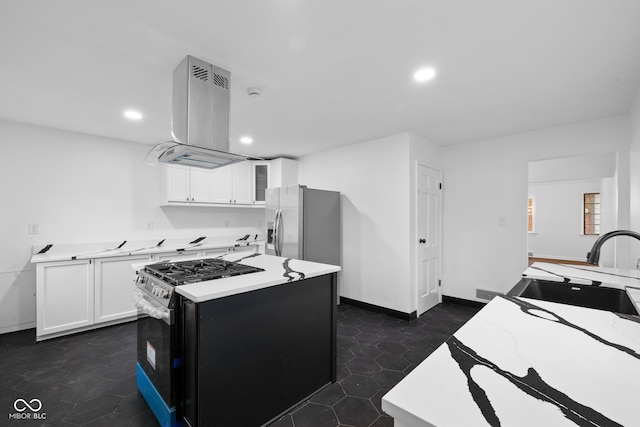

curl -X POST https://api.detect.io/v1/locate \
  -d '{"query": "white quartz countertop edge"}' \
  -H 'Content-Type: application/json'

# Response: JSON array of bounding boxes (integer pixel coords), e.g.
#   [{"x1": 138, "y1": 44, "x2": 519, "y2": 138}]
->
[
  {"x1": 30, "y1": 237, "x2": 263, "y2": 263},
  {"x1": 523, "y1": 262, "x2": 640, "y2": 288}
]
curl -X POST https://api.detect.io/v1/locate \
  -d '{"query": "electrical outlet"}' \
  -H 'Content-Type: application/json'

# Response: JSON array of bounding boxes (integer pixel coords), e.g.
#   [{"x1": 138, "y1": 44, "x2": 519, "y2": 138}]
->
[
  {"x1": 28, "y1": 224, "x2": 39, "y2": 235},
  {"x1": 498, "y1": 216, "x2": 507, "y2": 227},
  {"x1": 146, "y1": 221, "x2": 153, "y2": 231}
]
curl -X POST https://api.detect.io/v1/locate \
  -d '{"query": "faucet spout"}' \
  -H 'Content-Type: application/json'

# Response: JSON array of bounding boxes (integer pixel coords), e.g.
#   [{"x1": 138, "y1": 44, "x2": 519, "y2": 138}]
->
[{"x1": 586, "y1": 230, "x2": 640, "y2": 265}]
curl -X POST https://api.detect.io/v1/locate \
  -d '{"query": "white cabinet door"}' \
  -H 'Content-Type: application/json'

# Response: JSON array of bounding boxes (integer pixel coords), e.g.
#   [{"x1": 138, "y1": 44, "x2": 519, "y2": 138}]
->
[
  {"x1": 268, "y1": 158, "x2": 298, "y2": 189},
  {"x1": 36, "y1": 260, "x2": 94, "y2": 337},
  {"x1": 210, "y1": 165, "x2": 234, "y2": 203},
  {"x1": 94, "y1": 254, "x2": 152, "y2": 323},
  {"x1": 232, "y1": 162, "x2": 253, "y2": 205},
  {"x1": 165, "y1": 164, "x2": 191, "y2": 203},
  {"x1": 252, "y1": 162, "x2": 270, "y2": 205},
  {"x1": 189, "y1": 167, "x2": 212, "y2": 203}
]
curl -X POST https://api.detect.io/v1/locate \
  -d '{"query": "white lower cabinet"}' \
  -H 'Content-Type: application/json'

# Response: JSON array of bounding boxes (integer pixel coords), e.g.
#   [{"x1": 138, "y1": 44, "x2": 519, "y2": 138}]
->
[
  {"x1": 36, "y1": 259, "x2": 94, "y2": 338},
  {"x1": 36, "y1": 254, "x2": 151, "y2": 340},
  {"x1": 94, "y1": 254, "x2": 152, "y2": 323},
  {"x1": 35, "y1": 245, "x2": 260, "y2": 340}
]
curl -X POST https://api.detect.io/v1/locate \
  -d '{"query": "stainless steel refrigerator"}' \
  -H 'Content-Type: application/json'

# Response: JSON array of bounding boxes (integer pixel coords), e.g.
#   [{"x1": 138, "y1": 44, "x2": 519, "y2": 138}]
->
[{"x1": 266, "y1": 185, "x2": 341, "y2": 266}]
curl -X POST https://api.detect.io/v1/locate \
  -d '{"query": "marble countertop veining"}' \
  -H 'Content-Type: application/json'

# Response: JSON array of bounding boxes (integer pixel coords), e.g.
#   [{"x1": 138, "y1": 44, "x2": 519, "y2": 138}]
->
[
  {"x1": 30, "y1": 235, "x2": 263, "y2": 263},
  {"x1": 133, "y1": 252, "x2": 341, "y2": 303},
  {"x1": 382, "y1": 295, "x2": 640, "y2": 427}
]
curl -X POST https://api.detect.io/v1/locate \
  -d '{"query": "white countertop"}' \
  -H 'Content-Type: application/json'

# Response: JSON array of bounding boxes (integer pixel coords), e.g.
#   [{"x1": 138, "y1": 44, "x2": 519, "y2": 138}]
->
[
  {"x1": 30, "y1": 235, "x2": 262, "y2": 263},
  {"x1": 136, "y1": 252, "x2": 341, "y2": 303},
  {"x1": 523, "y1": 262, "x2": 640, "y2": 288},
  {"x1": 382, "y1": 295, "x2": 640, "y2": 427}
]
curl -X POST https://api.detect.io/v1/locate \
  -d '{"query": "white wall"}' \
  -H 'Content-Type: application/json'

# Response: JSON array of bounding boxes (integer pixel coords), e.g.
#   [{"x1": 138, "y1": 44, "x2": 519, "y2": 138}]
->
[
  {"x1": 441, "y1": 115, "x2": 630, "y2": 301},
  {"x1": 298, "y1": 133, "x2": 412, "y2": 313},
  {"x1": 0, "y1": 119, "x2": 262, "y2": 332},
  {"x1": 298, "y1": 132, "x2": 441, "y2": 314},
  {"x1": 527, "y1": 179, "x2": 602, "y2": 260}
]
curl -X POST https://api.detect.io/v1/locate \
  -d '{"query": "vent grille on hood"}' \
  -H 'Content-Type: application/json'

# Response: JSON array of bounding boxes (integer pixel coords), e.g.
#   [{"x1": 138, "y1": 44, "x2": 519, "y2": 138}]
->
[
  {"x1": 191, "y1": 65, "x2": 209, "y2": 81},
  {"x1": 145, "y1": 55, "x2": 260, "y2": 170}
]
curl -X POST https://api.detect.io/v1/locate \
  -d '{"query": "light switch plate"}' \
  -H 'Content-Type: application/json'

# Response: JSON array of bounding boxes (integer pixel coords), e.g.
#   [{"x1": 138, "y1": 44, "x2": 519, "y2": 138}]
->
[{"x1": 28, "y1": 224, "x2": 39, "y2": 235}]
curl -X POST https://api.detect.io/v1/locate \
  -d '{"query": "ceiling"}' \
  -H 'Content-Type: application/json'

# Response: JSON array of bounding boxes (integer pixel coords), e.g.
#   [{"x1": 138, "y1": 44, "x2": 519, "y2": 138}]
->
[{"x1": 2, "y1": 1, "x2": 640, "y2": 159}]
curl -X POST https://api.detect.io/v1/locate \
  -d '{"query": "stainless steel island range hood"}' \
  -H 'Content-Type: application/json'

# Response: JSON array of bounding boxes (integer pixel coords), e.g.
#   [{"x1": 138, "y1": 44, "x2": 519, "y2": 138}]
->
[{"x1": 146, "y1": 55, "x2": 259, "y2": 169}]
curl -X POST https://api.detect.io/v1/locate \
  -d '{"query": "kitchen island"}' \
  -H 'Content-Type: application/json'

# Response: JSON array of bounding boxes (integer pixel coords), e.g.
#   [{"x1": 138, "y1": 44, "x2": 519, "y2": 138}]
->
[
  {"x1": 382, "y1": 265, "x2": 640, "y2": 427},
  {"x1": 136, "y1": 251, "x2": 341, "y2": 427}
]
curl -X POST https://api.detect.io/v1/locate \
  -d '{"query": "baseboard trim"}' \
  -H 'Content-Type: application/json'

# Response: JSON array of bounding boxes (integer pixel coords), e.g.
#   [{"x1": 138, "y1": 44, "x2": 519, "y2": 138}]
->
[
  {"x1": 442, "y1": 295, "x2": 487, "y2": 309},
  {"x1": 339, "y1": 297, "x2": 417, "y2": 321}
]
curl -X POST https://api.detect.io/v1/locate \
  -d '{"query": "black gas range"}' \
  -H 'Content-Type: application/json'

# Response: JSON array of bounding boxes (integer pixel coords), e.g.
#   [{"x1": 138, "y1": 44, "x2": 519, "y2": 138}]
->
[
  {"x1": 134, "y1": 257, "x2": 264, "y2": 427},
  {"x1": 136, "y1": 258, "x2": 265, "y2": 307}
]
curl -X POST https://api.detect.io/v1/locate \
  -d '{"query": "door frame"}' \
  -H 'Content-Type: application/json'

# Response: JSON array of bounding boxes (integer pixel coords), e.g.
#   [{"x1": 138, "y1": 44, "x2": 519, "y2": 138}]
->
[{"x1": 414, "y1": 161, "x2": 443, "y2": 315}]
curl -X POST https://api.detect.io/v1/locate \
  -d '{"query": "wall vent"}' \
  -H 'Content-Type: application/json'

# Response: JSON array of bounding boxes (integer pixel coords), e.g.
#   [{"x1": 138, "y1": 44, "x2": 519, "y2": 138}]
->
[{"x1": 476, "y1": 288, "x2": 502, "y2": 301}]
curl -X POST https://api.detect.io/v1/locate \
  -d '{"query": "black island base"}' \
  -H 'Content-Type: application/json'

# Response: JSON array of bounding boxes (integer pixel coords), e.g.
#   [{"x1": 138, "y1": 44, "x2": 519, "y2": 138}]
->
[{"x1": 180, "y1": 273, "x2": 337, "y2": 427}]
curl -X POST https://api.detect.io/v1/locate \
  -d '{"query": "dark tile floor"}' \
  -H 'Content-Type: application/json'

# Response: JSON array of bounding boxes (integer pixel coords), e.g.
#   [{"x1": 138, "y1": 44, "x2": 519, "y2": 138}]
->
[{"x1": 0, "y1": 302, "x2": 480, "y2": 427}]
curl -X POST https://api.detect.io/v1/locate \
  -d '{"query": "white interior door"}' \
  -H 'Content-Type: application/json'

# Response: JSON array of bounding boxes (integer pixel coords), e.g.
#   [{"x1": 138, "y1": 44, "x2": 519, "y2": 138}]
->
[{"x1": 417, "y1": 164, "x2": 441, "y2": 315}]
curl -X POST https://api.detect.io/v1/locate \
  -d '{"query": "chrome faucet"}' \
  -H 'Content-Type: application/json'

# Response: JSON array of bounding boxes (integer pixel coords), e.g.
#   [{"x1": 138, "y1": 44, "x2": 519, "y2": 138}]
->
[{"x1": 586, "y1": 230, "x2": 640, "y2": 265}]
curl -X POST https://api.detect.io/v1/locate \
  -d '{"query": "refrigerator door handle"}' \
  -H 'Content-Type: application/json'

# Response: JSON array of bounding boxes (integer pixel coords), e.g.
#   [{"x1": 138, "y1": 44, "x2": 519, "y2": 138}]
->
[
  {"x1": 271, "y1": 209, "x2": 279, "y2": 253},
  {"x1": 274, "y1": 209, "x2": 282, "y2": 256}
]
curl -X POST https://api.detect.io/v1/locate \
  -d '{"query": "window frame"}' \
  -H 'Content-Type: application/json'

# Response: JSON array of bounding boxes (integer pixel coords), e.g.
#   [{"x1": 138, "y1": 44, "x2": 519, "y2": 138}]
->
[
  {"x1": 582, "y1": 192, "x2": 600, "y2": 236},
  {"x1": 527, "y1": 196, "x2": 535, "y2": 233}
]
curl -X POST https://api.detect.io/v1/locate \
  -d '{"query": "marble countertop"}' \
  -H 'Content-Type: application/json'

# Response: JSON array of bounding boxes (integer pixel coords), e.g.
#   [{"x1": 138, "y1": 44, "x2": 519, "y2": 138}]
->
[
  {"x1": 30, "y1": 235, "x2": 262, "y2": 263},
  {"x1": 382, "y1": 295, "x2": 640, "y2": 427},
  {"x1": 135, "y1": 252, "x2": 341, "y2": 303},
  {"x1": 523, "y1": 262, "x2": 640, "y2": 288}
]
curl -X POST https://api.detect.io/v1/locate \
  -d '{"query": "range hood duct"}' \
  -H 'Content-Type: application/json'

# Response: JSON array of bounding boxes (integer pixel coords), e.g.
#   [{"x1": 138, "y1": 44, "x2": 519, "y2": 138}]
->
[{"x1": 146, "y1": 55, "x2": 259, "y2": 169}]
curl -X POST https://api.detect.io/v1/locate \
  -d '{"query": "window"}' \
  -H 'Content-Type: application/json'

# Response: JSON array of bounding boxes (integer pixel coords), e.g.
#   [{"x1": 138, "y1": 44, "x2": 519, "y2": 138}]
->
[
  {"x1": 527, "y1": 197, "x2": 534, "y2": 233},
  {"x1": 583, "y1": 193, "x2": 600, "y2": 235}
]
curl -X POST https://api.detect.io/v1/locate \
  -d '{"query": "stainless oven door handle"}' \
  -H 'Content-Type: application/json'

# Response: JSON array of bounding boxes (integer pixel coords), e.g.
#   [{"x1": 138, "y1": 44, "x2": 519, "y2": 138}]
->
[{"x1": 134, "y1": 291, "x2": 172, "y2": 324}]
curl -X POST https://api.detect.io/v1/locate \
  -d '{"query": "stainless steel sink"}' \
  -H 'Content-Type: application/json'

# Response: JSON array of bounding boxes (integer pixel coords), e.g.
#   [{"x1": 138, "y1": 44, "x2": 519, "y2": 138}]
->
[{"x1": 507, "y1": 278, "x2": 638, "y2": 315}]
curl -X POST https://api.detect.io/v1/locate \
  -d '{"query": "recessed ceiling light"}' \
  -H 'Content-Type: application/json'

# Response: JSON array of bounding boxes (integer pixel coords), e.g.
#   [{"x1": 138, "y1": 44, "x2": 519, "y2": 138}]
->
[
  {"x1": 240, "y1": 136, "x2": 253, "y2": 144},
  {"x1": 123, "y1": 110, "x2": 143, "y2": 120},
  {"x1": 413, "y1": 67, "x2": 436, "y2": 82}
]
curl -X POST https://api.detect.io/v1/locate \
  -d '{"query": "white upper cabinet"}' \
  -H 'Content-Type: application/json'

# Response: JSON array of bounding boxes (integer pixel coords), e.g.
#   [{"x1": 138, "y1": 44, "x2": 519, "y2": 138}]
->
[
  {"x1": 160, "y1": 159, "x2": 298, "y2": 207},
  {"x1": 209, "y1": 165, "x2": 233, "y2": 203},
  {"x1": 163, "y1": 164, "x2": 214, "y2": 204},
  {"x1": 232, "y1": 161, "x2": 253, "y2": 205},
  {"x1": 210, "y1": 161, "x2": 252, "y2": 205},
  {"x1": 268, "y1": 158, "x2": 299, "y2": 189},
  {"x1": 252, "y1": 162, "x2": 270, "y2": 205}
]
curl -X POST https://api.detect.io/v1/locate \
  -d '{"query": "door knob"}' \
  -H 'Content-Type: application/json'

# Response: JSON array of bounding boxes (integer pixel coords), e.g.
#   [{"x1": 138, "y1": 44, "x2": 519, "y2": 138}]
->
[{"x1": 419, "y1": 238, "x2": 426, "y2": 244}]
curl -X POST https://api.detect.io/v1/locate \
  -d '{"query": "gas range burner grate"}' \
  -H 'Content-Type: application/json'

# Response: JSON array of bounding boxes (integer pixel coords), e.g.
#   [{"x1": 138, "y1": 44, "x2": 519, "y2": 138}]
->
[{"x1": 143, "y1": 258, "x2": 264, "y2": 287}]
